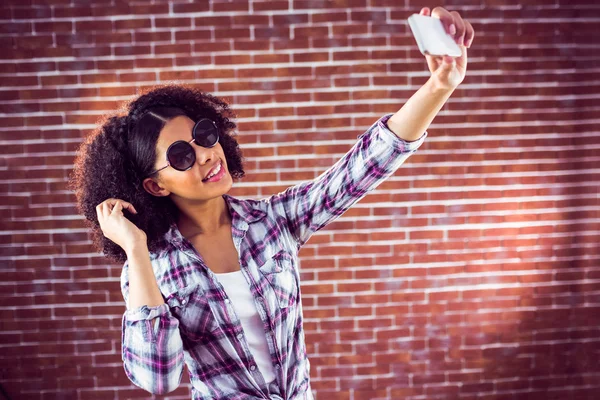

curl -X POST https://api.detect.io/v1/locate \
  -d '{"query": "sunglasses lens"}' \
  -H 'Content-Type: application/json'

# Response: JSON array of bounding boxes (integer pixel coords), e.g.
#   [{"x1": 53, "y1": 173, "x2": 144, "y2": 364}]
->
[
  {"x1": 167, "y1": 141, "x2": 195, "y2": 171},
  {"x1": 193, "y1": 119, "x2": 219, "y2": 147}
]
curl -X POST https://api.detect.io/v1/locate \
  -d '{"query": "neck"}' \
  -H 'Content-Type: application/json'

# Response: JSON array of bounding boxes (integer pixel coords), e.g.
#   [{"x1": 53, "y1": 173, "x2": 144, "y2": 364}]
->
[{"x1": 176, "y1": 195, "x2": 231, "y2": 237}]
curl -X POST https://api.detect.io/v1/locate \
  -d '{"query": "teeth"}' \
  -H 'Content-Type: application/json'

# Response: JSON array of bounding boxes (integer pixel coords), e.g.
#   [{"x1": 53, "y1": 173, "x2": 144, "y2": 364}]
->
[{"x1": 206, "y1": 162, "x2": 221, "y2": 179}]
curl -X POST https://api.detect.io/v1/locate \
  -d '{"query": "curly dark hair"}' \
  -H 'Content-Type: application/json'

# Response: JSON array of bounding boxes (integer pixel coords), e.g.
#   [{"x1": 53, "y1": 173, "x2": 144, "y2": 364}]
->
[{"x1": 68, "y1": 84, "x2": 246, "y2": 263}]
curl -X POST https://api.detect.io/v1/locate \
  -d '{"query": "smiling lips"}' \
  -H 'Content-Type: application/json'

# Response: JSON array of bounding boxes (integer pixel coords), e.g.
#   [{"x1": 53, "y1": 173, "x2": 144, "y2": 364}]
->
[{"x1": 203, "y1": 161, "x2": 224, "y2": 182}]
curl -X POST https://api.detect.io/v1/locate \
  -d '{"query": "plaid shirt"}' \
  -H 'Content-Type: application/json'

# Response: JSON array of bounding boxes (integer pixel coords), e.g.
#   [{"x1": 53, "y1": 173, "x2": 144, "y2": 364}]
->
[{"x1": 120, "y1": 114, "x2": 427, "y2": 399}]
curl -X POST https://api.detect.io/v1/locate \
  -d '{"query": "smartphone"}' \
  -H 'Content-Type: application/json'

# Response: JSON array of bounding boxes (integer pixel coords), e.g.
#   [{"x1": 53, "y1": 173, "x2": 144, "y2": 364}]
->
[{"x1": 408, "y1": 14, "x2": 462, "y2": 57}]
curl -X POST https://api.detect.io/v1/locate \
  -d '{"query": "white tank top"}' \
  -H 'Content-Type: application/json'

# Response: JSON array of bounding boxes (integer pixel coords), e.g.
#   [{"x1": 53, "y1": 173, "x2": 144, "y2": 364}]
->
[{"x1": 214, "y1": 270, "x2": 277, "y2": 383}]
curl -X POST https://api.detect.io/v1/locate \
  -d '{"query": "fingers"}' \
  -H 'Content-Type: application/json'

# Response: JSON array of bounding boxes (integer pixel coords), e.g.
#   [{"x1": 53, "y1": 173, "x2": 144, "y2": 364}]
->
[
  {"x1": 111, "y1": 200, "x2": 123, "y2": 216},
  {"x1": 95, "y1": 198, "x2": 138, "y2": 218},
  {"x1": 102, "y1": 201, "x2": 110, "y2": 218},
  {"x1": 443, "y1": 55, "x2": 455, "y2": 66},
  {"x1": 431, "y1": 6, "x2": 455, "y2": 37},
  {"x1": 451, "y1": 11, "x2": 466, "y2": 46},
  {"x1": 431, "y1": 7, "x2": 475, "y2": 48},
  {"x1": 105, "y1": 198, "x2": 137, "y2": 214},
  {"x1": 464, "y1": 20, "x2": 475, "y2": 48},
  {"x1": 420, "y1": 7, "x2": 430, "y2": 16}
]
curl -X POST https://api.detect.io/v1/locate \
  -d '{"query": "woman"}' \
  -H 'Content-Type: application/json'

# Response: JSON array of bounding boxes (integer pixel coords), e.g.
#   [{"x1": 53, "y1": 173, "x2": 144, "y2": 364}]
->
[{"x1": 70, "y1": 6, "x2": 474, "y2": 399}]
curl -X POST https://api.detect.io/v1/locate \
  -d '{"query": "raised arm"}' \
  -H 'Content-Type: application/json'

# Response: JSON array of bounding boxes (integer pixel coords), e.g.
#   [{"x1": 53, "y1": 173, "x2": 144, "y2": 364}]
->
[
  {"x1": 270, "y1": 7, "x2": 475, "y2": 249},
  {"x1": 270, "y1": 116, "x2": 427, "y2": 249},
  {"x1": 96, "y1": 198, "x2": 184, "y2": 394}
]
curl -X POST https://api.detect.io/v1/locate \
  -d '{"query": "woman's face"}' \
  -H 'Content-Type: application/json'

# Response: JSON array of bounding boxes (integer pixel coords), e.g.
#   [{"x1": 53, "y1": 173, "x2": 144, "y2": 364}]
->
[{"x1": 147, "y1": 115, "x2": 233, "y2": 201}]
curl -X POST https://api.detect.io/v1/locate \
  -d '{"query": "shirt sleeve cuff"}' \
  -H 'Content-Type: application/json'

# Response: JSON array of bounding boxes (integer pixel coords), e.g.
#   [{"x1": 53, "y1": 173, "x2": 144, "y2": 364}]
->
[
  {"x1": 377, "y1": 113, "x2": 427, "y2": 153},
  {"x1": 124, "y1": 303, "x2": 170, "y2": 322}
]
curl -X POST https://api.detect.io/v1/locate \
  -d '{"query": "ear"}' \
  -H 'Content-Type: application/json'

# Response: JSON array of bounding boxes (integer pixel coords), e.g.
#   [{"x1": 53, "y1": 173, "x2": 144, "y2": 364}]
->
[{"x1": 142, "y1": 177, "x2": 170, "y2": 197}]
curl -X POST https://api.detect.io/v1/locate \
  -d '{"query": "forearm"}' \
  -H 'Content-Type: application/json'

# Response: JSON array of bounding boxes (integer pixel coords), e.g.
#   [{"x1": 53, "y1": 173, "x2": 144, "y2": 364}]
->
[
  {"x1": 121, "y1": 243, "x2": 184, "y2": 394},
  {"x1": 387, "y1": 76, "x2": 455, "y2": 142},
  {"x1": 125, "y1": 242, "x2": 165, "y2": 309}
]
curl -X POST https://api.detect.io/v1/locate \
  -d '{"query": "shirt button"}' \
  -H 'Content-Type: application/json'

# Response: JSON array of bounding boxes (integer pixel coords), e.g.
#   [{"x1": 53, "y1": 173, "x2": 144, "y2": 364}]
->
[
  {"x1": 237, "y1": 333, "x2": 243, "y2": 340},
  {"x1": 275, "y1": 364, "x2": 281, "y2": 369},
  {"x1": 225, "y1": 298, "x2": 231, "y2": 304},
  {"x1": 250, "y1": 365, "x2": 256, "y2": 371},
  {"x1": 181, "y1": 299, "x2": 187, "y2": 305}
]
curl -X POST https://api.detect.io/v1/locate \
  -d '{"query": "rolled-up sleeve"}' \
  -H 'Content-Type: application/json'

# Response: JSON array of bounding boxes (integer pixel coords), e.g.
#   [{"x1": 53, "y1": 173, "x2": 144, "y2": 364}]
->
[
  {"x1": 272, "y1": 113, "x2": 427, "y2": 248},
  {"x1": 120, "y1": 262, "x2": 185, "y2": 394}
]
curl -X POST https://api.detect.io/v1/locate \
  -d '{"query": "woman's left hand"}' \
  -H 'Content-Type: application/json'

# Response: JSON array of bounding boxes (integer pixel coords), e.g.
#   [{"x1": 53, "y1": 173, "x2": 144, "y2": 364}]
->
[{"x1": 419, "y1": 7, "x2": 475, "y2": 91}]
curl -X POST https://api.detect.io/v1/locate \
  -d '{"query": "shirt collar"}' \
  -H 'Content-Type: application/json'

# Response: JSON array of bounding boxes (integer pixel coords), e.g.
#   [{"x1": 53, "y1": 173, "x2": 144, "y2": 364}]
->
[{"x1": 222, "y1": 193, "x2": 268, "y2": 225}]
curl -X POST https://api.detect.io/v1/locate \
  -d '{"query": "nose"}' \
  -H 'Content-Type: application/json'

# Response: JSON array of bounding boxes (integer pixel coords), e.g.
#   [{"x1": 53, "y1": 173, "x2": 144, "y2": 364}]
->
[{"x1": 193, "y1": 143, "x2": 218, "y2": 167}]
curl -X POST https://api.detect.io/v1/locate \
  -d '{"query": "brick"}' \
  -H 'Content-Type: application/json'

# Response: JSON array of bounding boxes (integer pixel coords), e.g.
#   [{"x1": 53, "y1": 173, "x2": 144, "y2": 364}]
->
[
  {"x1": 312, "y1": 12, "x2": 347, "y2": 23},
  {"x1": 0, "y1": 22, "x2": 33, "y2": 34},
  {"x1": 255, "y1": 26, "x2": 291, "y2": 39},
  {"x1": 1, "y1": 3, "x2": 599, "y2": 399},
  {"x1": 213, "y1": 0, "x2": 249, "y2": 12}
]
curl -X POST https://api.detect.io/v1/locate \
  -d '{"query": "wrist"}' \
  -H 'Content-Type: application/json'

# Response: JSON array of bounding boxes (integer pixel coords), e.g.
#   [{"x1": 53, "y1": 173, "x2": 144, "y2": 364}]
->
[
  {"x1": 124, "y1": 237, "x2": 149, "y2": 257},
  {"x1": 426, "y1": 76, "x2": 457, "y2": 96}
]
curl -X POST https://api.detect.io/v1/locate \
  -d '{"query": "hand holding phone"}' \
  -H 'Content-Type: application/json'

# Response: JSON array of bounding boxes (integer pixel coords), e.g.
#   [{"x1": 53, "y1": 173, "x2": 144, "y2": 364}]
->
[{"x1": 408, "y1": 14, "x2": 462, "y2": 57}]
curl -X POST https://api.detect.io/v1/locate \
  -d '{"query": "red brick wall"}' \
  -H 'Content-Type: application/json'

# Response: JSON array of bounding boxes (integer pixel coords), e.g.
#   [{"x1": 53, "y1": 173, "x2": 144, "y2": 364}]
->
[{"x1": 1, "y1": 0, "x2": 599, "y2": 399}]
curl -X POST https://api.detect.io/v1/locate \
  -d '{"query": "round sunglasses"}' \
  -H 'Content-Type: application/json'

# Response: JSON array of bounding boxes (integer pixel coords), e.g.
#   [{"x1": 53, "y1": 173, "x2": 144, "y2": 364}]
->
[{"x1": 148, "y1": 118, "x2": 220, "y2": 176}]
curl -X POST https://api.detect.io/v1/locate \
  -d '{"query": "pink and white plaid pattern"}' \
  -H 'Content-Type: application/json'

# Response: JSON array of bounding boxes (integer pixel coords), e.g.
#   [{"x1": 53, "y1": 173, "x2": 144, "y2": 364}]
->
[{"x1": 120, "y1": 114, "x2": 427, "y2": 399}]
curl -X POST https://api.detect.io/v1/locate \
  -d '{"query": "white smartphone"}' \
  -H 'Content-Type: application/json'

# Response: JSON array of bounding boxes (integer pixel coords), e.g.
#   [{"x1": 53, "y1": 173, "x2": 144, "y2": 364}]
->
[{"x1": 408, "y1": 14, "x2": 462, "y2": 57}]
